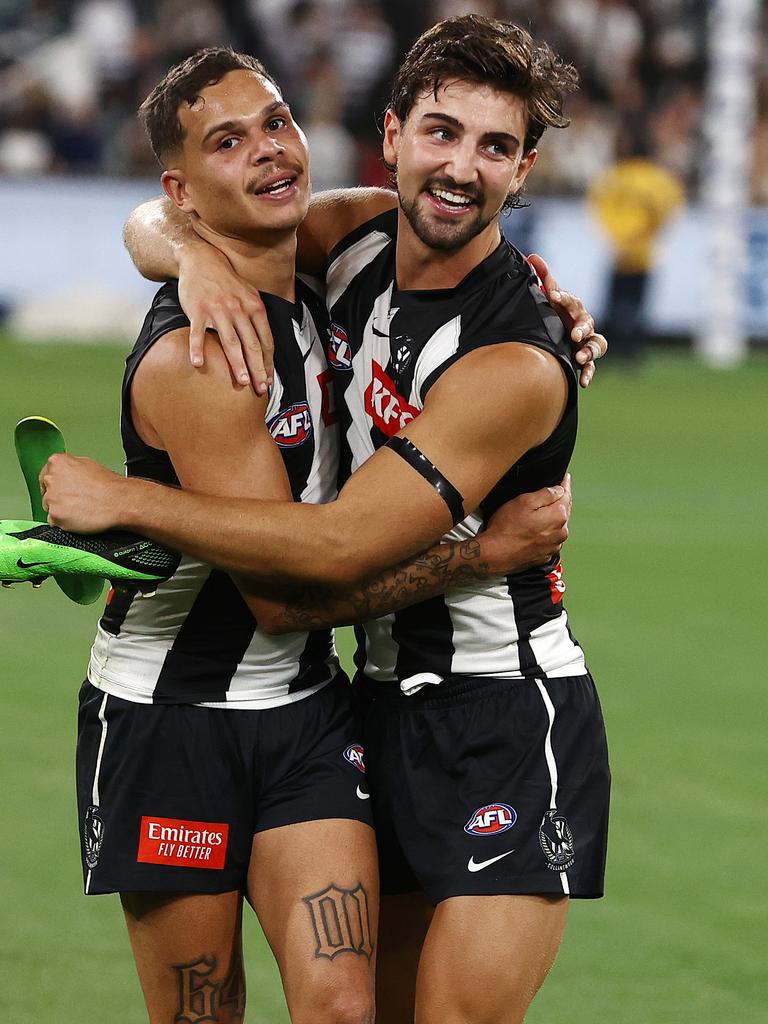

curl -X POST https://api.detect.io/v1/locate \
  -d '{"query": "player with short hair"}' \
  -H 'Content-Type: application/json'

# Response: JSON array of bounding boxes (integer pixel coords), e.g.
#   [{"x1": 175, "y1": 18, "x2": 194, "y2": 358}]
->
[
  {"x1": 67, "y1": 47, "x2": 384, "y2": 1024},
  {"x1": 34, "y1": 17, "x2": 609, "y2": 1024}
]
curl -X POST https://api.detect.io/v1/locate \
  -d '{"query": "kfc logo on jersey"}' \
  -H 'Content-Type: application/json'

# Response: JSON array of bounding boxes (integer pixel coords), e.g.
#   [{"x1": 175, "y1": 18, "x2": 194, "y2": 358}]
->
[
  {"x1": 364, "y1": 360, "x2": 419, "y2": 437},
  {"x1": 464, "y1": 803, "x2": 518, "y2": 836},
  {"x1": 343, "y1": 743, "x2": 366, "y2": 773},
  {"x1": 137, "y1": 816, "x2": 229, "y2": 870},
  {"x1": 546, "y1": 560, "x2": 566, "y2": 604},
  {"x1": 328, "y1": 323, "x2": 353, "y2": 370},
  {"x1": 268, "y1": 401, "x2": 313, "y2": 447}
]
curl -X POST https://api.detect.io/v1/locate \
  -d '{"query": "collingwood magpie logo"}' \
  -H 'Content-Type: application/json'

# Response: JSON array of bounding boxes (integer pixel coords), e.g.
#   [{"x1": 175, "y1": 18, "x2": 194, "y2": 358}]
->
[
  {"x1": 392, "y1": 335, "x2": 413, "y2": 375},
  {"x1": 83, "y1": 804, "x2": 105, "y2": 869},
  {"x1": 539, "y1": 809, "x2": 575, "y2": 871}
]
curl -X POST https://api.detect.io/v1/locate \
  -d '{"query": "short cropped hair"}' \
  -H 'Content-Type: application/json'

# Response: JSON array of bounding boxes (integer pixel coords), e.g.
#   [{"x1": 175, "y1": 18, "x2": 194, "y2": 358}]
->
[
  {"x1": 139, "y1": 47, "x2": 279, "y2": 164},
  {"x1": 389, "y1": 15, "x2": 578, "y2": 154}
]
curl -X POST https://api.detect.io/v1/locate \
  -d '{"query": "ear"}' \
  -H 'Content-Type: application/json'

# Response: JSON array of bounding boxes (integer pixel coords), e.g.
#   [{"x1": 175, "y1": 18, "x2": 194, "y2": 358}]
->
[
  {"x1": 382, "y1": 108, "x2": 402, "y2": 169},
  {"x1": 513, "y1": 148, "x2": 538, "y2": 191},
  {"x1": 161, "y1": 168, "x2": 195, "y2": 213}
]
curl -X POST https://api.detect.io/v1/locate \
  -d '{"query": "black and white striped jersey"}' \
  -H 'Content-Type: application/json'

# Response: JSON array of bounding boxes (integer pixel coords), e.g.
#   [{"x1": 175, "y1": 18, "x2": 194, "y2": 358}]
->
[
  {"x1": 87, "y1": 279, "x2": 340, "y2": 708},
  {"x1": 326, "y1": 209, "x2": 586, "y2": 684}
]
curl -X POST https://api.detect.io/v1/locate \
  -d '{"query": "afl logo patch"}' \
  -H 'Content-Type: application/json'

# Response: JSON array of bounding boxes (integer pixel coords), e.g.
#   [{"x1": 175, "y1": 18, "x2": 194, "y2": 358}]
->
[
  {"x1": 328, "y1": 323, "x2": 352, "y2": 370},
  {"x1": 83, "y1": 804, "x2": 105, "y2": 869},
  {"x1": 268, "y1": 401, "x2": 313, "y2": 447},
  {"x1": 343, "y1": 743, "x2": 366, "y2": 773},
  {"x1": 539, "y1": 809, "x2": 575, "y2": 870},
  {"x1": 464, "y1": 803, "x2": 517, "y2": 836}
]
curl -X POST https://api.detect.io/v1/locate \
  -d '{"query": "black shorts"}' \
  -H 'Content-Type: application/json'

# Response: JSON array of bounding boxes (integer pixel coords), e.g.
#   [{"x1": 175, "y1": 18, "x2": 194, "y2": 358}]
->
[
  {"x1": 356, "y1": 672, "x2": 610, "y2": 905},
  {"x1": 76, "y1": 675, "x2": 373, "y2": 895}
]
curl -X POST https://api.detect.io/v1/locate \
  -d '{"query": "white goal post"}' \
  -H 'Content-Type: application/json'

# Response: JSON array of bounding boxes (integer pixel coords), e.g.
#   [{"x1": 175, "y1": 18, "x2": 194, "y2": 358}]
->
[{"x1": 697, "y1": 0, "x2": 761, "y2": 366}]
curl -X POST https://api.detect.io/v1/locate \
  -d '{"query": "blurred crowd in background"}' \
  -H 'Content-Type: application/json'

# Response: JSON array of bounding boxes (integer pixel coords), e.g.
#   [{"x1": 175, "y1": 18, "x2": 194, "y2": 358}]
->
[{"x1": 1, "y1": 0, "x2": 767, "y2": 203}]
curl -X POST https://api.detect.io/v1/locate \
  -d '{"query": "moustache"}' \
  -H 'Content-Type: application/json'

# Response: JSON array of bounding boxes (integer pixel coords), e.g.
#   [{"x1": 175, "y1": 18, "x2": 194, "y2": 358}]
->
[
  {"x1": 247, "y1": 163, "x2": 304, "y2": 194},
  {"x1": 424, "y1": 178, "x2": 484, "y2": 205}
]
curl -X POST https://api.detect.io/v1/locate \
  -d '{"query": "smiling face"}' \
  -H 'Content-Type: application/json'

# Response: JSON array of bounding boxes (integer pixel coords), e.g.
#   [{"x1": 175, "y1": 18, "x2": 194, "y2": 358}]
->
[
  {"x1": 161, "y1": 69, "x2": 310, "y2": 242},
  {"x1": 383, "y1": 79, "x2": 537, "y2": 252}
]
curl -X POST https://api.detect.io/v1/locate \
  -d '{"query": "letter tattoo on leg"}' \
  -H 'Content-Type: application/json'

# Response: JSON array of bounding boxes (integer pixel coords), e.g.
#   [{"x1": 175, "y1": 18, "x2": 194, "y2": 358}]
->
[{"x1": 303, "y1": 882, "x2": 374, "y2": 961}]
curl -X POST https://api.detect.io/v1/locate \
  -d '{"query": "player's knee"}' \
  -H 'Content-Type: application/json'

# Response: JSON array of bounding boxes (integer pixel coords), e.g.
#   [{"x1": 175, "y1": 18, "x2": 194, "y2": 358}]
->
[
  {"x1": 441, "y1": 991, "x2": 527, "y2": 1024},
  {"x1": 424, "y1": 955, "x2": 541, "y2": 1024},
  {"x1": 323, "y1": 990, "x2": 374, "y2": 1024},
  {"x1": 294, "y1": 985, "x2": 374, "y2": 1024}
]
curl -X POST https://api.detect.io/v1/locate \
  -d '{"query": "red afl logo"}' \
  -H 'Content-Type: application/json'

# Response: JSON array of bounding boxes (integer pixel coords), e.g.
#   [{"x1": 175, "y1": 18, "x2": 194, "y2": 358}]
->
[
  {"x1": 268, "y1": 401, "x2": 312, "y2": 447},
  {"x1": 464, "y1": 803, "x2": 517, "y2": 836},
  {"x1": 343, "y1": 744, "x2": 366, "y2": 773},
  {"x1": 328, "y1": 323, "x2": 353, "y2": 370}
]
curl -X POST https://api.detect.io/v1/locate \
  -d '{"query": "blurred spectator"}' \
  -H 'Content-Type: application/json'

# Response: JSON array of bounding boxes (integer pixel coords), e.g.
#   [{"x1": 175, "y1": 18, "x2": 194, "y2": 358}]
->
[
  {"x1": 303, "y1": 50, "x2": 357, "y2": 190},
  {"x1": 0, "y1": 126, "x2": 53, "y2": 175},
  {"x1": 334, "y1": 1, "x2": 395, "y2": 127},
  {"x1": 649, "y1": 85, "x2": 702, "y2": 190},
  {"x1": 589, "y1": 138, "x2": 685, "y2": 362},
  {"x1": 531, "y1": 93, "x2": 617, "y2": 196},
  {"x1": 0, "y1": 81, "x2": 54, "y2": 175}
]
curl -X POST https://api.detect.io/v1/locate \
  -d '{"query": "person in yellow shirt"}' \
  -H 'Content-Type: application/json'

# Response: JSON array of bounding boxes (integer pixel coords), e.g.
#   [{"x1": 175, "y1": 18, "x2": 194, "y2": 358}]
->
[{"x1": 590, "y1": 145, "x2": 684, "y2": 361}]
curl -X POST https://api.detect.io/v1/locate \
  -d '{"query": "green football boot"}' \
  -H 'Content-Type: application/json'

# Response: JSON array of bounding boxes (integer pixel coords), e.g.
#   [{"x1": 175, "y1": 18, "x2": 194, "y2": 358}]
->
[{"x1": 0, "y1": 520, "x2": 180, "y2": 590}]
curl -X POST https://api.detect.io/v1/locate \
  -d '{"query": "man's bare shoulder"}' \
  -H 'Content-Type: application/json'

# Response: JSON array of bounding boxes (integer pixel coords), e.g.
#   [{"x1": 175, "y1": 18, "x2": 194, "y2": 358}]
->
[
  {"x1": 132, "y1": 325, "x2": 271, "y2": 453},
  {"x1": 310, "y1": 187, "x2": 396, "y2": 221},
  {"x1": 428, "y1": 341, "x2": 567, "y2": 397},
  {"x1": 298, "y1": 188, "x2": 397, "y2": 272},
  {"x1": 423, "y1": 343, "x2": 569, "y2": 448},
  {"x1": 133, "y1": 326, "x2": 251, "y2": 405}
]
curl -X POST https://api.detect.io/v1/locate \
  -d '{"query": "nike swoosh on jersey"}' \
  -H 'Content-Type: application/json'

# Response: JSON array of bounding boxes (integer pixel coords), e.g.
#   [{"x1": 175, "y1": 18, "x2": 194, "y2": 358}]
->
[
  {"x1": 467, "y1": 850, "x2": 515, "y2": 873},
  {"x1": 356, "y1": 786, "x2": 370, "y2": 800}
]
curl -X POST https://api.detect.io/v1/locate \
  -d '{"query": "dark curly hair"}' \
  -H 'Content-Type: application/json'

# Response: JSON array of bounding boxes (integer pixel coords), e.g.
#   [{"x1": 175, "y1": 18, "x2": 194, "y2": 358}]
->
[
  {"x1": 389, "y1": 15, "x2": 578, "y2": 155},
  {"x1": 139, "y1": 47, "x2": 279, "y2": 165}
]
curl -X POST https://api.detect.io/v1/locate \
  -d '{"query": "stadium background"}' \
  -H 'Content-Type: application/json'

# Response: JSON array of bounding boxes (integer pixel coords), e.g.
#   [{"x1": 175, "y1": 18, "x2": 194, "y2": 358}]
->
[{"x1": 0, "y1": 1, "x2": 765, "y2": 1021}]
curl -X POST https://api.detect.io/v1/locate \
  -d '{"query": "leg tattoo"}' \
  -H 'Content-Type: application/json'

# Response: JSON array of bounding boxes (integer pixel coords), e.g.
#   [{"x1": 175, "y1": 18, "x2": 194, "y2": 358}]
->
[
  {"x1": 303, "y1": 882, "x2": 374, "y2": 961},
  {"x1": 173, "y1": 955, "x2": 245, "y2": 1024}
]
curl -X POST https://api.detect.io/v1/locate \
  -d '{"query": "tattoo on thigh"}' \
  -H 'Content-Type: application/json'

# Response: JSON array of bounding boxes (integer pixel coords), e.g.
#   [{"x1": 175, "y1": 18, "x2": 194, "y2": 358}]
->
[
  {"x1": 303, "y1": 882, "x2": 374, "y2": 961},
  {"x1": 173, "y1": 955, "x2": 245, "y2": 1023}
]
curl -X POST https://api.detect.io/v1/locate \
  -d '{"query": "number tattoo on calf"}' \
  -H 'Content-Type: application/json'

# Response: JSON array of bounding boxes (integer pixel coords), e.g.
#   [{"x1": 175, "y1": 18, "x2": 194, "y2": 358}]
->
[
  {"x1": 173, "y1": 955, "x2": 245, "y2": 1024},
  {"x1": 303, "y1": 882, "x2": 375, "y2": 961}
]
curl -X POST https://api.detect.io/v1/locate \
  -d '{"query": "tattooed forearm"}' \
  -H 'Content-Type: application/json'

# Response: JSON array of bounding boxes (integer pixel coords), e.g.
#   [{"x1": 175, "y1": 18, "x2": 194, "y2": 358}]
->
[
  {"x1": 173, "y1": 954, "x2": 245, "y2": 1023},
  {"x1": 303, "y1": 882, "x2": 375, "y2": 961},
  {"x1": 276, "y1": 538, "x2": 492, "y2": 631}
]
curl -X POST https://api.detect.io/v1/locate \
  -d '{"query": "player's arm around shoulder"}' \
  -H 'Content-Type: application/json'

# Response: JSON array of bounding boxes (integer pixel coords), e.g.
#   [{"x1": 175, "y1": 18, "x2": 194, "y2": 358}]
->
[
  {"x1": 132, "y1": 326, "x2": 292, "y2": 502},
  {"x1": 329, "y1": 343, "x2": 569, "y2": 582},
  {"x1": 297, "y1": 187, "x2": 397, "y2": 275}
]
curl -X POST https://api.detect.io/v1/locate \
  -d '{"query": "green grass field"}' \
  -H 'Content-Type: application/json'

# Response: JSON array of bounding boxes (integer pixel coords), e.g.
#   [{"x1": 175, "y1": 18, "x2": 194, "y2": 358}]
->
[{"x1": 0, "y1": 337, "x2": 765, "y2": 1022}]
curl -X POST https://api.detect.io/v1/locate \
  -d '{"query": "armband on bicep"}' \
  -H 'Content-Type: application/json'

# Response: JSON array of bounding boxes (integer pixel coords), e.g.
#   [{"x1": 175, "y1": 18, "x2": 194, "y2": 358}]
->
[{"x1": 385, "y1": 436, "x2": 465, "y2": 527}]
